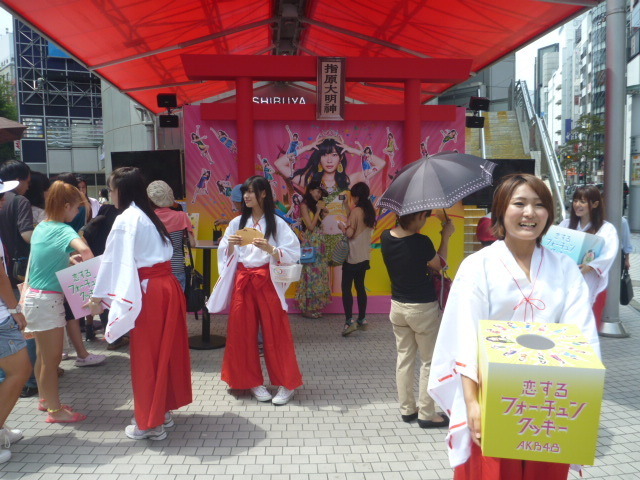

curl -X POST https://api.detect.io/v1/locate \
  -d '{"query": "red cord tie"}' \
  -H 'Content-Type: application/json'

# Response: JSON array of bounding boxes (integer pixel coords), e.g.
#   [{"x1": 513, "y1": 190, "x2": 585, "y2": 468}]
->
[{"x1": 514, "y1": 296, "x2": 546, "y2": 323}]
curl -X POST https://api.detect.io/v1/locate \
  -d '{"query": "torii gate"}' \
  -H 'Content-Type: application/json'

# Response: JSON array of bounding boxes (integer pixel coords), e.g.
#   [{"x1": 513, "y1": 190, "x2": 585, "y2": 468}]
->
[{"x1": 181, "y1": 54, "x2": 472, "y2": 180}]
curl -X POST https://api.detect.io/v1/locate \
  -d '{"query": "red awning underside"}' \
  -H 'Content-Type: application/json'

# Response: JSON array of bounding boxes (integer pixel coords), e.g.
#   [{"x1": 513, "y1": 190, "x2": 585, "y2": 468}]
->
[{"x1": 2, "y1": 0, "x2": 586, "y2": 112}]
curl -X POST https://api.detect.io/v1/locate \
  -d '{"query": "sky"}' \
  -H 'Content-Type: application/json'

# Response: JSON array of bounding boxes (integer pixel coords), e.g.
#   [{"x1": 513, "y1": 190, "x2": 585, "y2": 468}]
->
[
  {"x1": 0, "y1": 7, "x2": 10, "y2": 34},
  {"x1": 0, "y1": 5, "x2": 561, "y2": 90}
]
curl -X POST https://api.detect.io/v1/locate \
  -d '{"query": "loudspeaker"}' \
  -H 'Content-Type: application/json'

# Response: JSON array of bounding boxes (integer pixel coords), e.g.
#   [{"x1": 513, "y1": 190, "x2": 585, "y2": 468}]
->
[
  {"x1": 466, "y1": 116, "x2": 485, "y2": 129},
  {"x1": 469, "y1": 96, "x2": 490, "y2": 111},
  {"x1": 157, "y1": 93, "x2": 177, "y2": 109},
  {"x1": 159, "y1": 115, "x2": 179, "y2": 128}
]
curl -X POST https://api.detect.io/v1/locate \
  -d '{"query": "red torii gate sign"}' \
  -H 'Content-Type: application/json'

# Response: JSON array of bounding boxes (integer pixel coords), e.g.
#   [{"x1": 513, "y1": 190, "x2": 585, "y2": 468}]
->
[{"x1": 181, "y1": 55, "x2": 472, "y2": 180}]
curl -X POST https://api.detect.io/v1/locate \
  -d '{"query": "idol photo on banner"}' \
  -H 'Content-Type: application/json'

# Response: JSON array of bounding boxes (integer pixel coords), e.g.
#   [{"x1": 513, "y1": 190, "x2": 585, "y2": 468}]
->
[{"x1": 184, "y1": 104, "x2": 465, "y2": 242}]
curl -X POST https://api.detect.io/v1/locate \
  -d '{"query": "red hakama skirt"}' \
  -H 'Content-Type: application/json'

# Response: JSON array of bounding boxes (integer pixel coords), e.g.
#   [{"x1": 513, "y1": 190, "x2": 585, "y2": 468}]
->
[
  {"x1": 592, "y1": 290, "x2": 607, "y2": 331},
  {"x1": 222, "y1": 263, "x2": 303, "y2": 390},
  {"x1": 130, "y1": 261, "x2": 192, "y2": 430},
  {"x1": 454, "y1": 443, "x2": 570, "y2": 480}
]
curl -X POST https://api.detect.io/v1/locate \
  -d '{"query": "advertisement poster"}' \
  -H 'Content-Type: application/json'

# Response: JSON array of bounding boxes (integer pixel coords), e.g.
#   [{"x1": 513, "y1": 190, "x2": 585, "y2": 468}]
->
[{"x1": 184, "y1": 105, "x2": 466, "y2": 248}]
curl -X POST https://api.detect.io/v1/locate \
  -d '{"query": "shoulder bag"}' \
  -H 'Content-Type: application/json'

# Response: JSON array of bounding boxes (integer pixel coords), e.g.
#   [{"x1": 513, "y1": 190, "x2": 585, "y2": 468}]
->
[
  {"x1": 428, "y1": 255, "x2": 452, "y2": 310},
  {"x1": 620, "y1": 266, "x2": 634, "y2": 306},
  {"x1": 300, "y1": 246, "x2": 317, "y2": 264},
  {"x1": 330, "y1": 235, "x2": 349, "y2": 266},
  {"x1": 184, "y1": 230, "x2": 206, "y2": 312}
]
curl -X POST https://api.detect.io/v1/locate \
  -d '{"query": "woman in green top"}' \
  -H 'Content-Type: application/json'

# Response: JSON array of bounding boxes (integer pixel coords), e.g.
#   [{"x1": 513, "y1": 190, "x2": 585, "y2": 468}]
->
[{"x1": 23, "y1": 181, "x2": 93, "y2": 423}]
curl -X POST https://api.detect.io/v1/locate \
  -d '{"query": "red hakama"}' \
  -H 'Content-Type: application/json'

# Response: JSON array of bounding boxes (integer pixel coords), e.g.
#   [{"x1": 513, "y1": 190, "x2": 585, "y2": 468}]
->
[
  {"x1": 130, "y1": 261, "x2": 192, "y2": 430},
  {"x1": 592, "y1": 290, "x2": 607, "y2": 331},
  {"x1": 454, "y1": 443, "x2": 570, "y2": 480},
  {"x1": 222, "y1": 263, "x2": 303, "y2": 390}
]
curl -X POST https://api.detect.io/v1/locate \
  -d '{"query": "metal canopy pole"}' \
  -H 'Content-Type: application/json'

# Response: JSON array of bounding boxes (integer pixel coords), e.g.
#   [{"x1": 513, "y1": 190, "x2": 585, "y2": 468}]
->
[{"x1": 600, "y1": 0, "x2": 628, "y2": 338}]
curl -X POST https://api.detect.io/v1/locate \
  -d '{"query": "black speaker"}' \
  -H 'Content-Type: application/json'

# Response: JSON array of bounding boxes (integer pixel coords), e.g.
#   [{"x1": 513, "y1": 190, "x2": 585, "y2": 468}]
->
[
  {"x1": 469, "y1": 96, "x2": 490, "y2": 111},
  {"x1": 159, "y1": 114, "x2": 179, "y2": 128},
  {"x1": 466, "y1": 115, "x2": 485, "y2": 129},
  {"x1": 157, "y1": 93, "x2": 177, "y2": 109}
]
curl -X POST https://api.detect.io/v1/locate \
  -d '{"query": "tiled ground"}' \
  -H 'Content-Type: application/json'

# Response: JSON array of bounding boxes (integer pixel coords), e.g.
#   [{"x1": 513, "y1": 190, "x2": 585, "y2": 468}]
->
[{"x1": 2, "y1": 247, "x2": 640, "y2": 480}]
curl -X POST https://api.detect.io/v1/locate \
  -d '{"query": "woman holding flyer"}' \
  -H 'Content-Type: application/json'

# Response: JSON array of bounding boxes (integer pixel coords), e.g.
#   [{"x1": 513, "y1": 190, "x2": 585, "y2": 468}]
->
[
  {"x1": 88, "y1": 167, "x2": 192, "y2": 441},
  {"x1": 24, "y1": 181, "x2": 93, "y2": 423},
  {"x1": 428, "y1": 174, "x2": 599, "y2": 479},
  {"x1": 207, "y1": 176, "x2": 302, "y2": 406},
  {"x1": 559, "y1": 185, "x2": 618, "y2": 329}
]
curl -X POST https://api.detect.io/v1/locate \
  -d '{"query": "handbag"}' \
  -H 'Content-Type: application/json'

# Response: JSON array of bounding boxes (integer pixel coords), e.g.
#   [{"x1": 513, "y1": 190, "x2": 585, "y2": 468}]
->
[
  {"x1": 184, "y1": 230, "x2": 206, "y2": 312},
  {"x1": 270, "y1": 263, "x2": 302, "y2": 283},
  {"x1": 300, "y1": 246, "x2": 317, "y2": 264},
  {"x1": 428, "y1": 255, "x2": 452, "y2": 310},
  {"x1": 620, "y1": 266, "x2": 634, "y2": 306},
  {"x1": 330, "y1": 235, "x2": 349, "y2": 266},
  {"x1": 12, "y1": 256, "x2": 28, "y2": 282},
  {"x1": 212, "y1": 225, "x2": 222, "y2": 243}
]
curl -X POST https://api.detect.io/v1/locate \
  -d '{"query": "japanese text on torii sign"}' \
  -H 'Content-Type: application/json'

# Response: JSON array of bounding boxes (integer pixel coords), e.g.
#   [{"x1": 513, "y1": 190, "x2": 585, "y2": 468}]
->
[
  {"x1": 501, "y1": 380, "x2": 589, "y2": 453},
  {"x1": 317, "y1": 57, "x2": 345, "y2": 121}
]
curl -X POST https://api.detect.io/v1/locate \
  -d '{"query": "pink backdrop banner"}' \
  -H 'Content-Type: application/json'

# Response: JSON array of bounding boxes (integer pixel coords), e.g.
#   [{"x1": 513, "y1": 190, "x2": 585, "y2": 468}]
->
[{"x1": 183, "y1": 105, "x2": 466, "y2": 244}]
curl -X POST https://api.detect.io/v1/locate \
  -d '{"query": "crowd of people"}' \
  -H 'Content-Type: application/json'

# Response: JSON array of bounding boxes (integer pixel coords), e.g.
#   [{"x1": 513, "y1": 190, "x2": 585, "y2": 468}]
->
[{"x1": 0, "y1": 158, "x2": 630, "y2": 479}]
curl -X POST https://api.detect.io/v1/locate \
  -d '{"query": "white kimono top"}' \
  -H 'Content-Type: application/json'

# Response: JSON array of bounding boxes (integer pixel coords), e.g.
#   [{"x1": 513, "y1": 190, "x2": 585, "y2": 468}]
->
[
  {"x1": 93, "y1": 203, "x2": 173, "y2": 343},
  {"x1": 427, "y1": 241, "x2": 600, "y2": 468},
  {"x1": 207, "y1": 214, "x2": 300, "y2": 313},
  {"x1": 558, "y1": 219, "x2": 619, "y2": 304}
]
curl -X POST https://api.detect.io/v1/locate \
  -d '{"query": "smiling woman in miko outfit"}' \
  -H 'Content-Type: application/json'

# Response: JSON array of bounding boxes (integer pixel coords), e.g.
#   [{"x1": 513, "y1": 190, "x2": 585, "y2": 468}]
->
[{"x1": 427, "y1": 174, "x2": 599, "y2": 480}]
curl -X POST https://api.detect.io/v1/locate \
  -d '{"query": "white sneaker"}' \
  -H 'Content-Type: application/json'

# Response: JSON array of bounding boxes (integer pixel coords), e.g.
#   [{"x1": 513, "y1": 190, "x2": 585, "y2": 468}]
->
[
  {"x1": 131, "y1": 412, "x2": 174, "y2": 428},
  {"x1": 250, "y1": 385, "x2": 272, "y2": 402},
  {"x1": 124, "y1": 424, "x2": 167, "y2": 441},
  {"x1": 0, "y1": 425, "x2": 23, "y2": 446},
  {"x1": 75, "y1": 353, "x2": 106, "y2": 367},
  {"x1": 272, "y1": 386, "x2": 295, "y2": 405},
  {"x1": 0, "y1": 448, "x2": 10, "y2": 464}
]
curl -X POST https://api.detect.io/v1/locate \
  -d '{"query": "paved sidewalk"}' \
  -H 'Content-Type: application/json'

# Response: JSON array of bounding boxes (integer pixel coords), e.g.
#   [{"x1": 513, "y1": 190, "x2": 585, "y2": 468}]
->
[{"x1": 2, "y1": 257, "x2": 640, "y2": 480}]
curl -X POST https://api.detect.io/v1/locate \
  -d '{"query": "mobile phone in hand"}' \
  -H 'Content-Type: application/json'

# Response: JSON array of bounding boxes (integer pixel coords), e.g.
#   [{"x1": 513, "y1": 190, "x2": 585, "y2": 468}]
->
[{"x1": 338, "y1": 195, "x2": 346, "y2": 200}]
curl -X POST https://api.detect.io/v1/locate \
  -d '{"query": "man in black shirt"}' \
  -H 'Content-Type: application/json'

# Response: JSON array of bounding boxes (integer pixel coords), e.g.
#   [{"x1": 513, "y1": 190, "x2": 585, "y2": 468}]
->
[{"x1": 0, "y1": 160, "x2": 37, "y2": 397}]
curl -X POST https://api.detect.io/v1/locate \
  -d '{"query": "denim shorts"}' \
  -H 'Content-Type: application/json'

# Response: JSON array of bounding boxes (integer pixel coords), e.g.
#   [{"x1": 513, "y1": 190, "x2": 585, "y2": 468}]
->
[{"x1": 0, "y1": 316, "x2": 27, "y2": 360}]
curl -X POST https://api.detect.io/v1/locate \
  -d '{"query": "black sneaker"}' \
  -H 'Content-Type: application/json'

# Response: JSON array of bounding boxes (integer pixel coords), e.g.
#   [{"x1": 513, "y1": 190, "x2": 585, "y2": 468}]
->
[
  {"x1": 401, "y1": 412, "x2": 418, "y2": 423},
  {"x1": 20, "y1": 386, "x2": 38, "y2": 398},
  {"x1": 85, "y1": 325, "x2": 95, "y2": 342}
]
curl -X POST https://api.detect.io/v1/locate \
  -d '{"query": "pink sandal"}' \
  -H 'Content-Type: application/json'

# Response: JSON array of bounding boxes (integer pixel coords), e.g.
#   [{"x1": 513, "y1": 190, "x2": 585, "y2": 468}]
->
[
  {"x1": 38, "y1": 400, "x2": 73, "y2": 412},
  {"x1": 46, "y1": 411, "x2": 87, "y2": 423}
]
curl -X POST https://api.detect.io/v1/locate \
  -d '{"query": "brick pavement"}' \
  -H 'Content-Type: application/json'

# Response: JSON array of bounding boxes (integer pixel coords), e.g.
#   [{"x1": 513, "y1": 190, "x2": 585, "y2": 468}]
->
[{"x1": 2, "y1": 253, "x2": 640, "y2": 480}]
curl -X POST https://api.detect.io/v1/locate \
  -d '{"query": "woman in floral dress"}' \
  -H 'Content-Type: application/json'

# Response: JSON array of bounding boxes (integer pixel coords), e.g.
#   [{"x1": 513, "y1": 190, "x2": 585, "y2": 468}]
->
[{"x1": 296, "y1": 182, "x2": 332, "y2": 318}]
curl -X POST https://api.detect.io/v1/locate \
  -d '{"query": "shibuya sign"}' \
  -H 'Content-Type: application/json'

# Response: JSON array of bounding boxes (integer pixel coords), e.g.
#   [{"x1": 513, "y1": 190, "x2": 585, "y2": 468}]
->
[{"x1": 252, "y1": 96, "x2": 308, "y2": 104}]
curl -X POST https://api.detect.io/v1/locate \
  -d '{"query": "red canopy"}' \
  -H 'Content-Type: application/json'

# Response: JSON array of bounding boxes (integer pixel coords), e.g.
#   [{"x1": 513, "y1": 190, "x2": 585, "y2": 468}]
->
[{"x1": 2, "y1": 0, "x2": 589, "y2": 113}]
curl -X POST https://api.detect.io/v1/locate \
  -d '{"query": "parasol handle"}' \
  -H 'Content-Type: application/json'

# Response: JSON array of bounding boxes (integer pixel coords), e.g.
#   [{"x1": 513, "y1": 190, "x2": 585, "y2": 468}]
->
[{"x1": 442, "y1": 209, "x2": 449, "y2": 222}]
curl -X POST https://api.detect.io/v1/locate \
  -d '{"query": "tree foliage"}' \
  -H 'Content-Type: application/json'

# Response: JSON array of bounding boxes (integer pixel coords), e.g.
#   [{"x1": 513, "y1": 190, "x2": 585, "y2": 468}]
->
[
  {"x1": 0, "y1": 77, "x2": 19, "y2": 162},
  {"x1": 557, "y1": 113, "x2": 605, "y2": 170}
]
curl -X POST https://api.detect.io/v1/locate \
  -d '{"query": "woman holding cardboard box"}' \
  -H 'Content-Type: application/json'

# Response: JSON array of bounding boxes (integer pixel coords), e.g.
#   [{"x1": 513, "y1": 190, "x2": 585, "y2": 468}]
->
[
  {"x1": 559, "y1": 185, "x2": 619, "y2": 330},
  {"x1": 428, "y1": 174, "x2": 600, "y2": 479}
]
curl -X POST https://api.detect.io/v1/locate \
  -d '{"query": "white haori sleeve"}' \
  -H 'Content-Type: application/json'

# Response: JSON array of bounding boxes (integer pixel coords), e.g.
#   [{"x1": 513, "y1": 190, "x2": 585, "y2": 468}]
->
[
  {"x1": 554, "y1": 251, "x2": 601, "y2": 357},
  {"x1": 206, "y1": 218, "x2": 239, "y2": 313},
  {"x1": 268, "y1": 216, "x2": 301, "y2": 311},
  {"x1": 428, "y1": 251, "x2": 490, "y2": 468},
  {"x1": 93, "y1": 224, "x2": 142, "y2": 343},
  {"x1": 586, "y1": 221, "x2": 619, "y2": 290}
]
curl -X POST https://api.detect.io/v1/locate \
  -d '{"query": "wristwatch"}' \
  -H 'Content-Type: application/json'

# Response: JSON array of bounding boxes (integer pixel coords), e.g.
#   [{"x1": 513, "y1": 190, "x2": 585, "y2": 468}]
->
[{"x1": 8, "y1": 304, "x2": 23, "y2": 315}]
